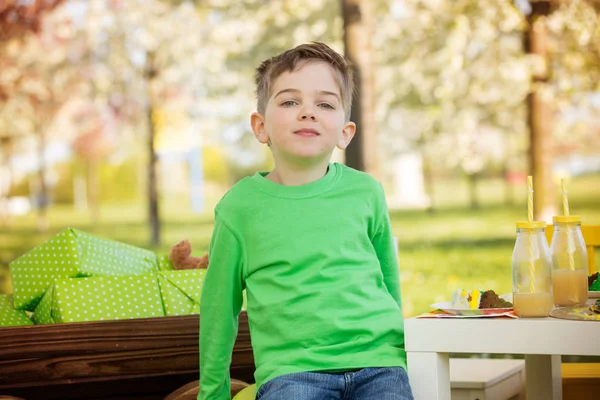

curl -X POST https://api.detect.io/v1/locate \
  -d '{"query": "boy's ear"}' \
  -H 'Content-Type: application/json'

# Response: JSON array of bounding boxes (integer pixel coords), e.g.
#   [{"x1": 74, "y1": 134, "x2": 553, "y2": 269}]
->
[
  {"x1": 251, "y1": 112, "x2": 269, "y2": 144},
  {"x1": 336, "y1": 121, "x2": 356, "y2": 150}
]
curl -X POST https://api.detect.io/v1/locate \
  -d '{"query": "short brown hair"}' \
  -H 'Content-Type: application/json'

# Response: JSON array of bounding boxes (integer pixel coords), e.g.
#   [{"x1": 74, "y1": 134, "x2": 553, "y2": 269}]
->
[{"x1": 255, "y1": 42, "x2": 355, "y2": 121}]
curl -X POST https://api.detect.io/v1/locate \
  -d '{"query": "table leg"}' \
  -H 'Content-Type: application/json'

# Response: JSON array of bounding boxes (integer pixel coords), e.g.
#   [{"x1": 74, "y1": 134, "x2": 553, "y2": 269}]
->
[
  {"x1": 525, "y1": 354, "x2": 562, "y2": 400},
  {"x1": 407, "y1": 351, "x2": 451, "y2": 400}
]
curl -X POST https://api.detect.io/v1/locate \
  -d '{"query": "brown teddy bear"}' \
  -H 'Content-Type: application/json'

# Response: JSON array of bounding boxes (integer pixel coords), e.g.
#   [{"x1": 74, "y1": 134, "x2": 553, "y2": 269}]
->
[{"x1": 169, "y1": 239, "x2": 209, "y2": 270}]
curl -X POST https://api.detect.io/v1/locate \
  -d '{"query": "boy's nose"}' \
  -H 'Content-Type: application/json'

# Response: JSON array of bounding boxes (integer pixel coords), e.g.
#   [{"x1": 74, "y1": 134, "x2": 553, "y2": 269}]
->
[
  {"x1": 298, "y1": 104, "x2": 317, "y2": 121},
  {"x1": 299, "y1": 108, "x2": 317, "y2": 121}
]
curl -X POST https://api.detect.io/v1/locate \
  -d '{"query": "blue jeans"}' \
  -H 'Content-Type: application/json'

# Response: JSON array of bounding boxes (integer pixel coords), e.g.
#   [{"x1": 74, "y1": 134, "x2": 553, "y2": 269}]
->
[{"x1": 255, "y1": 367, "x2": 414, "y2": 400}]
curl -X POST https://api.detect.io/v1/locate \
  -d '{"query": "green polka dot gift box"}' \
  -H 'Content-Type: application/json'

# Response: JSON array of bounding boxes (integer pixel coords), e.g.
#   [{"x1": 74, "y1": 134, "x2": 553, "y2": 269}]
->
[
  {"x1": 32, "y1": 274, "x2": 165, "y2": 324},
  {"x1": 30, "y1": 269, "x2": 208, "y2": 324},
  {"x1": 10, "y1": 228, "x2": 158, "y2": 311},
  {"x1": 156, "y1": 255, "x2": 175, "y2": 271},
  {"x1": 154, "y1": 256, "x2": 208, "y2": 316},
  {"x1": 158, "y1": 269, "x2": 205, "y2": 316},
  {"x1": 0, "y1": 294, "x2": 33, "y2": 327}
]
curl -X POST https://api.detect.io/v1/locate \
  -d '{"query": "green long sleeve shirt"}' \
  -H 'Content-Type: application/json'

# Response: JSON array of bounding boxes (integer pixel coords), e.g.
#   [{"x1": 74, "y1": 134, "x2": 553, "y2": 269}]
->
[{"x1": 199, "y1": 163, "x2": 406, "y2": 400}]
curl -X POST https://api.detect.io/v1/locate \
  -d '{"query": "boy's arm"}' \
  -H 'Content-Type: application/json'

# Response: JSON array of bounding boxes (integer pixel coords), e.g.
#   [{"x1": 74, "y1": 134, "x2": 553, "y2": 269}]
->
[
  {"x1": 371, "y1": 183, "x2": 402, "y2": 308},
  {"x1": 199, "y1": 213, "x2": 244, "y2": 400}
]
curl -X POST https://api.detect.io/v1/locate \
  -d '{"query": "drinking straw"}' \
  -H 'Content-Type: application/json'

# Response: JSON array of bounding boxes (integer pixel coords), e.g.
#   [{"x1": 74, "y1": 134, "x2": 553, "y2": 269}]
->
[
  {"x1": 528, "y1": 176, "x2": 533, "y2": 223},
  {"x1": 528, "y1": 176, "x2": 535, "y2": 293},
  {"x1": 562, "y1": 178, "x2": 576, "y2": 271},
  {"x1": 562, "y1": 178, "x2": 570, "y2": 217}
]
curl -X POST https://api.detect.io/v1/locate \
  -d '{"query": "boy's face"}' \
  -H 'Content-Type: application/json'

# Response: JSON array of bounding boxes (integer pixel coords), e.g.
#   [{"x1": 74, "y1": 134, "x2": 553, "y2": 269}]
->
[{"x1": 251, "y1": 61, "x2": 355, "y2": 166}]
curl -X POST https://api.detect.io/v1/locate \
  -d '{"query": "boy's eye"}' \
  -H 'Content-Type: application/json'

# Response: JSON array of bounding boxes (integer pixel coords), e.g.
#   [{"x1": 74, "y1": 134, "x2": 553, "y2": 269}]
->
[
  {"x1": 318, "y1": 103, "x2": 335, "y2": 109},
  {"x1": 281, "y1": 100, "x2": 297, "y2": 107}
]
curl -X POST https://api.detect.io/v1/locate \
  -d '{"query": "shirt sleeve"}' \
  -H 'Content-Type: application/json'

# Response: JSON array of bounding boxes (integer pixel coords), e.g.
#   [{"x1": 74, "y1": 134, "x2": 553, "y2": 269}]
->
[
  {"x1": 371, "y1": 182, "x2": 402, "y2": 309},
  {"x1": 199, "y1": 211, "x2": 245, "y2": 400}
]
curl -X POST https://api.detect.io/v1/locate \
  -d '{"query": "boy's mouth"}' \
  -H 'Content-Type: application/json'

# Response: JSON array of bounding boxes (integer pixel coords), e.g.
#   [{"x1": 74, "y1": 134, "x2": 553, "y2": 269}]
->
[{"x1": 294, "y1": 129, "x2": 319, "y2": 137}]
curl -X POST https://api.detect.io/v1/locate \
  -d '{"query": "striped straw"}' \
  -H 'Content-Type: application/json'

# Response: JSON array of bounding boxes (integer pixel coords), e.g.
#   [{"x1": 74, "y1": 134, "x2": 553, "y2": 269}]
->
[
  {"x1": 527, "y1": 176, "x2": 533, "y2": 222},
  {"x1": 567, "y1": 234, "x2": 576, "y2": 271},
  {"x1": 562, "y1": 179, "x2": 575, "y2": 271},
  {"x1": 562, "y1": 179, "x2": 569, "y2": 216},
  {"x1": 527, "y1": 175, "x2": 535, "y2": 293},
  {"x1": 529, "y1": 231, "x2": 536, "y2": 293}
]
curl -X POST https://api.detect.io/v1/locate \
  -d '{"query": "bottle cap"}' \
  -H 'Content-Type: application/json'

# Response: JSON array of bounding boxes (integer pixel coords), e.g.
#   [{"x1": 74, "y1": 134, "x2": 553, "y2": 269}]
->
[
  {"x1": 516, "y1": 221, "x2": 547, "y2": 229},
  {"x1": 552, "y1": 215, "x2": 581, "y2": 223}
]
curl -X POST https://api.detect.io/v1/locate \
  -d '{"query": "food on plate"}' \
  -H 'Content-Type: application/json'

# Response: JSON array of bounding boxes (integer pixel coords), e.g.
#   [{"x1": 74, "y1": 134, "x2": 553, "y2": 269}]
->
[
  {"x1": 452, "y1": 289, "x2": 479, "y2": 308},
  {"x1": 480, "y1": 290, "x2": 513, "y2": 308},
  {"x1": 451, "y1": 289, "x2": 513, "y2": 309}
]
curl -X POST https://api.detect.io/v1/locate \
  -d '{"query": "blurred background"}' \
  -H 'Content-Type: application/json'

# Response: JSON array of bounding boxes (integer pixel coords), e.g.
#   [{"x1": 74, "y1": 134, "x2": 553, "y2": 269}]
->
[{"x1": 1, "y1": 0, "x2": 599, "y2": 318}]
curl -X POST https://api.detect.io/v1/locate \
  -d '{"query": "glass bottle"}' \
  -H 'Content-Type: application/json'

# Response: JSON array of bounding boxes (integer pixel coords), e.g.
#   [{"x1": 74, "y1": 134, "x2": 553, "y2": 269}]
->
[
  {"x1": 550, "y1": 216, "x2": 588, "y2": 306},
  {"x1": 512, "y1": 222, "x2": 554, "y2": 317}
]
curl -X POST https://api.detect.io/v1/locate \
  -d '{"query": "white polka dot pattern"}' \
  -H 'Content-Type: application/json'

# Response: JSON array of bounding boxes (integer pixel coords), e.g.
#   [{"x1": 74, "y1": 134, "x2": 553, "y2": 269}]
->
[
  {"x1": 76, "y1": 229, "x2": 156, "y2": 276},
  {"x1": 0, "y1": 294, "x2": 33, "y2": 327},
  {"x1": 9, "y1": 228, "x2": 158, "y2": 311},
  {"x1": 32, "y1": 286, "x2": 54, "y2": 324},
  {"x1": 33, "y1": 274, "x2": 164, "y2": 324},
  {"x1": 158, "y1": 270, "x2": 205, "y2": 316},
  {"x1": 157, "y1": 255, "x2": 174, "y2": 271}
]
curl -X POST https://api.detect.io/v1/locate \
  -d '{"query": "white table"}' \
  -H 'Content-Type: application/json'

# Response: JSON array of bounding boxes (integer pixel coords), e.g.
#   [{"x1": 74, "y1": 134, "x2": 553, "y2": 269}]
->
[{"x1": 405, "y1": 314, "x2": 600, "y2": 400}]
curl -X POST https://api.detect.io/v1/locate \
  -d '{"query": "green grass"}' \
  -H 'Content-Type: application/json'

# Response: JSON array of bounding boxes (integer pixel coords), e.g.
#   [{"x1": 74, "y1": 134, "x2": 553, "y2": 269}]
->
[{"x1": 1, "y1": 174, "x2": 599, "y2": 319}]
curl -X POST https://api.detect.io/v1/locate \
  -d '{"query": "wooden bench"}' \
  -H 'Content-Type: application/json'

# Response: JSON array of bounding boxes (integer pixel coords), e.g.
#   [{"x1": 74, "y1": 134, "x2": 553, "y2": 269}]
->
[
  {"x1": 0, "y1": 312, "x2": 254, "y2": 399},
  {"x1": 163, "y1": 378, "x2": 249, "y2": 400},
  {"x1": 449, "y1": 358, "x2": 525, "y2": 400}
]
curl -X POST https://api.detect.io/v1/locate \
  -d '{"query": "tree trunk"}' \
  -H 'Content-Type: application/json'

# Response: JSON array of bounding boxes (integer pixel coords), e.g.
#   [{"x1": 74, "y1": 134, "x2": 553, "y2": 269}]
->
[
  {"x1": 502, "y1": 166, "x2": 514, "y2": 206},
  {"x1": 73, "y1": 162, "x2": 88, "y2": 212},
  {"x1": 37, "y1": 128, "x2": 48, "y2": 232},
  {"x1": 524, "y1": 1, "x2": 556, "y2": 221},
  {"x1": 342, "y1": 0, "x2": 379, "y2": 180},
  {"x1": 0, "y1": 137, "x2": 14, "y2": 225},
  {"x1": 147, "y1": 109, "x2": 160, "y2": 246},
  {"x1": 145, "y1": 53, "x2": 160, "y2": 247},
  {"x1": 422, "y1": 151, "x2": 435, "y2": 213},
  {"x1": 87, "y1": 160, "x2": 100, "y2": 224},
  {"x1": 467, "y1": 172, "x2": 479, "y2": 209}
]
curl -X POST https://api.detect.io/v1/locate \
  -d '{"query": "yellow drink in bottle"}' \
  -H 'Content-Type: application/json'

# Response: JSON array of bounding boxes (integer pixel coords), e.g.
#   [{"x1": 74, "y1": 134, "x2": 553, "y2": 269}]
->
[
  {"x1": 513, "y1": 293, "x2": 554, "y2": 317},
  {"x1": 550, "y1": 216, "x2": 588, "y2": 306},
  {"x1": 552, "y1": 268, "x2": 588, "y2": 306},
  {"x1": 512, "y1": 222, "x2": 554, "y2": 317}
]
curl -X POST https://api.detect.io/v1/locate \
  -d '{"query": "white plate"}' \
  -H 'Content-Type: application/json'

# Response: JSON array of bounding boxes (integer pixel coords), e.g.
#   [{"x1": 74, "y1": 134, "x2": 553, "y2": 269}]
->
[{"x1": 430, "y1": 294, "x2": 513, "y2": 316}]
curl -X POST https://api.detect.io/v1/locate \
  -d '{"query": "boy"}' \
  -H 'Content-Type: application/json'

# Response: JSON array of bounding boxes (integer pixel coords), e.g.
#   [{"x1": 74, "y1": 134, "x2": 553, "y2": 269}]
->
[{"x1": 199, "y1": 42, "x2": 413, "y2": 400}]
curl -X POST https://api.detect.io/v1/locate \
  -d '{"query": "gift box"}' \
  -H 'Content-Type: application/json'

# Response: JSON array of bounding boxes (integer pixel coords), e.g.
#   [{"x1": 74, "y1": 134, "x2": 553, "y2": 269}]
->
[
  {"x1": 10, "y1": 228, "x2": 158, "y2": 311},
  {"x1": 0, "y1": 294, "x2": 33, "y2": 327},
  {"x1": 158, "y1": 269, "x2": 205, "y2": 316},
  {"x1": 32, "y1": 274, "x2": 165, "y2": 324},
  {"x1": 155, "y1": 256, "x2": 204, "y2": 316},
  {"x1": 10, "y1": 229, "x2": 217, "y2": 324},
  {"x1": 157, "y1": 255, "x2": 175, "y2": 271}
]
